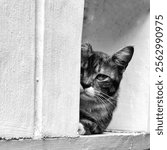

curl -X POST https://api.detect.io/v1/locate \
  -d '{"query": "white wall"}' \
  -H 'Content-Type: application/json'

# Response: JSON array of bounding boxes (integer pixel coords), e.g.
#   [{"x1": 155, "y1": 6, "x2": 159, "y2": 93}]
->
[
  {"x1": 43, "y1": 0, "x2": 84, "y2": 137},
  {"x1": 0, "y1": 0, "x2": 35, "y2": 137},
  {"x1": 0, "y1": 0, "x2": 84, "y2": 138},
  {"x1": 82, "y1": 0, "x2": 150, "y2": 132}
]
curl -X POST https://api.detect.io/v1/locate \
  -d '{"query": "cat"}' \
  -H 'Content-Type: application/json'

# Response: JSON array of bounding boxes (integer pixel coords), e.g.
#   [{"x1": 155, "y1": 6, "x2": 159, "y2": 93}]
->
[{"x1": 78, "y1": 43, "x2": 134, "y2": 135}]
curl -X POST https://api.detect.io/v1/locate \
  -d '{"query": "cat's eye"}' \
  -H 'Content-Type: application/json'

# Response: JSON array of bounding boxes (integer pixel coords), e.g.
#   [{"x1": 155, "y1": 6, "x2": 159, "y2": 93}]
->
[{"x1": 96, "y1": 74, "x2": 110, "y2": 81}]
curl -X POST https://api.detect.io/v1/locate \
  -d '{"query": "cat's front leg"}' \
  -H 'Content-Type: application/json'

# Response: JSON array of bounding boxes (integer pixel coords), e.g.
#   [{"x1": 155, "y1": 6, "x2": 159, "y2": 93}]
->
[
  {"x1": 78, "y1": 119, "x2": 101, "y2": 135},
  {"x1": 78, "y1": 122, "x2": 86, "y2": 135},
  {"x1": 78, "y1": 121, "x2": 92, "y2": 135}
]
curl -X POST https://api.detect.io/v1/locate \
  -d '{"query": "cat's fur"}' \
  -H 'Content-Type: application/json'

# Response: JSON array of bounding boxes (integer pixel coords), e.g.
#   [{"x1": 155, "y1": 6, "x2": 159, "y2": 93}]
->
[{"x1": 79, "y1": 43, "x2": 134, "y2": 135}]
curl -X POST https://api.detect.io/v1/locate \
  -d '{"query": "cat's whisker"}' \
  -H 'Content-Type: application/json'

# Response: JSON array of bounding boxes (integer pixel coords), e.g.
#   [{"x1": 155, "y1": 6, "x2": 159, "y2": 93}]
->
[
  {"x1": 97, "y1": 90, "x2": 112, "y2": 99},
  {"x1": 96, "y1": 91, "x2": 117, "y2": 105},
  {"x1": 93, "y1": 89, "x2": 111, "y2": 98},
  {"x1": 99, "y1": 95, "x2": 113, "y2": 105},
  {"x1": 95, "y1": 94, "x2": 109, "y2": 105},
  {"x1": 97, "y1": 96, "x2": 106, "y2": 106},
  {"x1": 95, "y1": 92, "x2": 116, "y2": 106},
  {"x1": 94, "y1": 95, "x2": 105, "y2": 104},
  {"x1": 94, "y1": 90, "x2": 114, "y2": 103},
  {"x1": 93, "y1": 89, "x2": 111, "y2": 101},
  {"x1": 95, "y1": 94, "x2": 107, "y2": 105},
  {"x1": 95, "y1": 95, "x2": 107, "y2": 109}
]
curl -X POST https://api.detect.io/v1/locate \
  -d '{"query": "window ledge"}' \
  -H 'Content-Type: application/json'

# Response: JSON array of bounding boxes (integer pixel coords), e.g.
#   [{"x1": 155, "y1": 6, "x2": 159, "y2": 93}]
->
[{"x1": 0, "y1": 132, "x2": 150, "y2": 150}]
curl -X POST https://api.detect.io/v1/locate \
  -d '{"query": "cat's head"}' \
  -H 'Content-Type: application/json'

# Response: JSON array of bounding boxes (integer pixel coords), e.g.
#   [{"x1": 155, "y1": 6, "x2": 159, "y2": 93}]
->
[{"x1": 80, "y1": 43, "x2": 134, "y2": 101}]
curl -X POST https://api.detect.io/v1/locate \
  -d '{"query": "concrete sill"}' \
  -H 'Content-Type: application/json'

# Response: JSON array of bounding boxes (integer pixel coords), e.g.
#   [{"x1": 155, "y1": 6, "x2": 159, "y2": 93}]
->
[{"x1": 0, "y1": 132, "x2": 150, "y2": 150}]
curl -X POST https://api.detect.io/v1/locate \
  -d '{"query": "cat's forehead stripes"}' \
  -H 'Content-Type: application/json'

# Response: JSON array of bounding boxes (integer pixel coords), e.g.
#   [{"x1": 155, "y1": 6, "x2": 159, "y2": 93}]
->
[
  {"x1": 99, "y1": 65, "x2": 117, "y2": 80},
  {"x1": 82, "y1": 51, "x2": 122, "y2": 82}
]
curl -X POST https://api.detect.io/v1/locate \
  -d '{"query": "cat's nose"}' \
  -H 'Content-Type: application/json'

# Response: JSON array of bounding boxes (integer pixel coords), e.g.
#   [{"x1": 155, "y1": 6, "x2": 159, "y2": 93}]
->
[{"x1": 81, "y1": 82, "x2": 91, "y2": 89}]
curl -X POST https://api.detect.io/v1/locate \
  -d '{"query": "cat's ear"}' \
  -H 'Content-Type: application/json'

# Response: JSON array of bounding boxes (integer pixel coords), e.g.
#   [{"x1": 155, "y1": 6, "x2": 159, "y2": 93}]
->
[
  {"x1": 112, "y1": 46, "x2": 134, "y2": 70},
  {"x1": 81, "y1": 43, "x2": 93, "y2": 57}
]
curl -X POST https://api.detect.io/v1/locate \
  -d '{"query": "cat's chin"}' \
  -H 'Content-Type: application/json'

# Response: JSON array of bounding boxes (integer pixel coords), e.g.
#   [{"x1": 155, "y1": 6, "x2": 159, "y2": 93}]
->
[{"x1": 80, "y1": 92, "x2": 95, "y2": 101}]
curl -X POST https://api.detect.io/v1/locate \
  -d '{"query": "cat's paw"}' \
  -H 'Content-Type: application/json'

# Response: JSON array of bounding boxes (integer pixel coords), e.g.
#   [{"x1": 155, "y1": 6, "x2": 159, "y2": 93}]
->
[{"x1": 78, "y1": 123, "x2": 86, "y2": 135}]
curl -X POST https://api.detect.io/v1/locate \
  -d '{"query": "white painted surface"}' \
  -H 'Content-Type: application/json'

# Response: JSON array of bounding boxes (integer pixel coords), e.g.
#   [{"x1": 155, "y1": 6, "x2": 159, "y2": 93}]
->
[
  {"x1": 42, "y1": 0, "x2": 84, "y2": 136},
  {"x1": 0, "y1": 0, "x2": 84, "y2": 138},
  {"x1": 34, "y1": 0, "x2": 45, "y2": 139},
  {"x1": 0, "y1": 133, "x2": 150, "y2": 150},
  {"x1": 0, "y1": 0, "x2": 35, "y2": 137},
  {"x1": 82, "y1": 0, "x2": 150, "y2": 132}
]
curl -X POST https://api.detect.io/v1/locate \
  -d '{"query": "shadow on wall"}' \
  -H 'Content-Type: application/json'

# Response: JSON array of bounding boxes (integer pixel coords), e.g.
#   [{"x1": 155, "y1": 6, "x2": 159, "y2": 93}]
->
[
  {"x1": 82, "y1": 0, "x2": 150, "y2": 132},
  {"x1": 82, "y1": 0, "x2": 150, "y2": 51}
]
